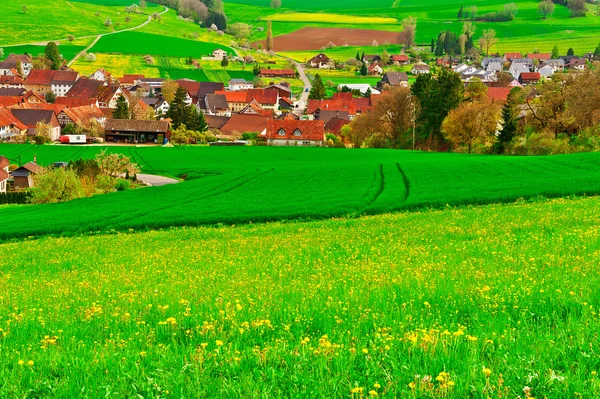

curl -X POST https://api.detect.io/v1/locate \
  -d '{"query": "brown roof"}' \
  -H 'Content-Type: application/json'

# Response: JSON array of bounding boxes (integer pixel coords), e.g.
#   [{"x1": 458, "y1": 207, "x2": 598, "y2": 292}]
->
[
  {"x1": 105, "y1": 119, "x2": 169, "y2": 133},
  {"x1": 0, "y1": 75, "x2": 25, "y2": 85},
  {"x1": 205, "y1": 94, "x2": 229, "y2": 112},
  {"x1": 63, "y1": 105, "x2": 105, "y2": 124},
  {"x1": 66, "y1": 78, "x2": 104, "y2": 98},
  {"x1": 0, "y1": 168, "x2": 8, "y2": 182},
  {"x1": 527, "y1": 53, "x2": 551, "y2": 60},
  {"x1": 391, "y1": 55, "x2": 409, "y2": 62},
  {"x1": 26, "y1": 69, "x2": 56, "y2": 85},
  {"x1": 205, "y1": 115, "x2": 230, "y2": 130},
  {"x1": 266, "y1": 119, "x2": 324, "y2": 141},
  {"x1": 0, "y1": 88, "x2": 26, "y2": 97},
  {"x1": 176, "y1": 79, "x2": 201, "y2": 97},
  {"x1": 10, "y1": 109, "x2": 57, "y2": 128},
  {"x1": 487, "y1": 87, "x2": 512, "y2": 103},
  {"x1": 220, "y1": 114, "x2": 268, "y2": 135},
  {"x1": 18, "y1": 162, "x2": 42, "y2": 174},
  {"x1": 0, "y1": 107, "x2": 27, "y2": 130},
  {"x1": 51, "y1": 71, "x2": 79, "y2": 85},
  {"x1": 308, "y1": 53, "x2": 331, "y2": 64},
  {"x1": 324, "y1": 117, "x2": 349, "y2": 136},
  {"x1": 259, "y1": 69, "x2": 295, "y2": 77}
]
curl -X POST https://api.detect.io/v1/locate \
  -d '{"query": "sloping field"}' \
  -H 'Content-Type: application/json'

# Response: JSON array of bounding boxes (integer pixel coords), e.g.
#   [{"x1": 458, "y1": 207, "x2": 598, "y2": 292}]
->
[
  {"x1": 89, "y1": 31, "x2": 232, "y2": 57},
  {"x1": 253, "y1": 27, "x2": 400, "y2": 51},
  {"x1": 1, "y1": 196, "x2": 600, "y2": 396},
  {"x1": 2, "y1": 146, "x2": 600, "y2": 240},
  {"x1": 262, "y1": 12, "x2": 397, "y2": 25}
]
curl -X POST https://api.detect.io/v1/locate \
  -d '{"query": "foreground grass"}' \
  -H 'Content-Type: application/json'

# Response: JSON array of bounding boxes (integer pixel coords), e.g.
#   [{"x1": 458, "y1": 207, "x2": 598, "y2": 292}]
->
[{"x1": 1, "y1": 197, "x2": 599, "y2": 397}]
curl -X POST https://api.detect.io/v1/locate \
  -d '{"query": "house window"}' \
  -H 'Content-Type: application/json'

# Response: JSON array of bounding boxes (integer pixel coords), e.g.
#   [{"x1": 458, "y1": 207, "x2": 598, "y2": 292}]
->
[
  {"x1": 277, "y1": 128, "x2": 286, "y2": 136},
  {"x1": 293, "y1": 129, "x2": 302, "y2": 137}
]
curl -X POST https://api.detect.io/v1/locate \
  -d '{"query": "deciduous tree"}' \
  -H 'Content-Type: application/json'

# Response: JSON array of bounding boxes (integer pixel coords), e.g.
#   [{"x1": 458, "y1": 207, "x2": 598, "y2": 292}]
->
[
  {"x1": 537, "y1": 0, "x2": 555, "y2": 19},
  {"x1": 30, "y1": 168, "x2": 85, "y2": 204},
  {"x1": 478, "y1": 29, "x2": 497, "y2": 56},
  {"x1": 266, "y1": 20, "x2": 274, "y2": 51},
  {"x1": 442, "y1": 100, "x2": 500, "y2": 153}
]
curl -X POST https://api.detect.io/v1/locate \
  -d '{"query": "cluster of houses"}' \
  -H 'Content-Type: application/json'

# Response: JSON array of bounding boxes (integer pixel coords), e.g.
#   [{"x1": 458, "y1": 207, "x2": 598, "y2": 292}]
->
[{"x1": 0, "y1": 154, "x2": 42, "y2": 192}]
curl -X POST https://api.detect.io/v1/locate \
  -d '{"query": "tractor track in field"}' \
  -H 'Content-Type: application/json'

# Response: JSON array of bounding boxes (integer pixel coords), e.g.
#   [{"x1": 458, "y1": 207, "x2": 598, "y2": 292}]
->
[
  {"x1": 395, "y1": 162, "x2": 411, "y2": 202},
  {"x1": 359, "y1": 164, "x2": 385, "y2": 213}
]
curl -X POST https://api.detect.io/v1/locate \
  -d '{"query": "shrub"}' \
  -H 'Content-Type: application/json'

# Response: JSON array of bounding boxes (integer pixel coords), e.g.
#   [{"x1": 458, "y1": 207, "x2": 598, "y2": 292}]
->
[
  {"x1": 115, "y1": 179, "x2": 131, "y2": 191},
  {"x1": 29, "y1": 168, "x2": 85, "y2": 204}
]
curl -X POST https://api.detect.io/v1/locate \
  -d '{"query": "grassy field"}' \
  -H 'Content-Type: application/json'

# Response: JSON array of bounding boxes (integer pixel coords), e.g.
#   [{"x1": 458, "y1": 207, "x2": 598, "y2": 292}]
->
[
  {"x1": 226, "y1": 0, "x2": 600, "y2": 54},
  {"x1": 89, "y1": 31, "x2": 232, "y2": 58},
  {"x1": 0, "y1": 0, "x2": 157, "y2": 46},
  {"x1": 0, "y1": 44, "x2": 87, "y2": 62},
  {"x1": 2, "y1": 145, "x2": 600, "y2": 240},
  {"x1": 261, "y1": 12, "x2": 398, "y2": 25},
  {"x1": 1, "y1": 195, "x2": 599, "y2": 396}
]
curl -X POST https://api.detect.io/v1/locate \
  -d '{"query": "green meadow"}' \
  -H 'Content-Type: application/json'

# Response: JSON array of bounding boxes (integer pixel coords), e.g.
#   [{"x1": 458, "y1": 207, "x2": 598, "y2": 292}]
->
[
  {"x1": 1, "y1": 44, "x2": 87, "y2": 62},
  {"x1": 2, "y1": 145, "x2": 600, "y2": 240},
  {"x1": 0, "y1": 0, "x2": 157, "y2": 46},
  {"x1": 1, "y1": 195, "x2": 599, "y2": 397}
]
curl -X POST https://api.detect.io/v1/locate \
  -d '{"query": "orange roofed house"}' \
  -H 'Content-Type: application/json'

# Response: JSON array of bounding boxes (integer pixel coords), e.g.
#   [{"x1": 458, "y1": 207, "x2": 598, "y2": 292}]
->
[{"x1": 266, "y1": 119, "x2": 324, "y2": 146}]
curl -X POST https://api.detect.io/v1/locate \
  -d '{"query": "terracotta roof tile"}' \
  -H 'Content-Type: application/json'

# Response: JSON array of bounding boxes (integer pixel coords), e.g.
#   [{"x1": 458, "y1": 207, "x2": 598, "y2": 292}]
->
[{"x1": 266, "y1": 119, "x2": 324, "y2": 141}]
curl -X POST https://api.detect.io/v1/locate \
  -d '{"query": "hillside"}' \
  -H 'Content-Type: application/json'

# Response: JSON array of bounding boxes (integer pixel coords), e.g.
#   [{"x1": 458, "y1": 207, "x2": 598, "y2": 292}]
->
[
  {"x1": 1, "y1": 196, "x2": 599, "y2": 396},
  {"x1": 2, "y1": 145, "x2": 600, "y2": 240}
]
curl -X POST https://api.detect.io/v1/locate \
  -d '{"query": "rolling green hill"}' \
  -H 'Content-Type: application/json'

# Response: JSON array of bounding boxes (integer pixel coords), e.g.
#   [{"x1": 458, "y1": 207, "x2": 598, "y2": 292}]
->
[{"x1": 2, "y1": 145, "x2": 600, "y2": 240}]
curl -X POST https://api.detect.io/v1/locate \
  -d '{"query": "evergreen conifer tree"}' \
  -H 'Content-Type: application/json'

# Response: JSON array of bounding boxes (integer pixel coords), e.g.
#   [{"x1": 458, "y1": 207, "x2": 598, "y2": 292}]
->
[
  {"x1": 308, "y1": 74, "x2": 326, "y2": 100},
  {"x1": 112, "y1": 95, "x2": 130, "y2": 119}
]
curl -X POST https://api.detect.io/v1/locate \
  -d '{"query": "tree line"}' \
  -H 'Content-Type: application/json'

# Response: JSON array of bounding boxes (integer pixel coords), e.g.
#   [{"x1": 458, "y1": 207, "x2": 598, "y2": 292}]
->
[{"x1": 146, "y1": 0, "x2": 227, "y2": 29}]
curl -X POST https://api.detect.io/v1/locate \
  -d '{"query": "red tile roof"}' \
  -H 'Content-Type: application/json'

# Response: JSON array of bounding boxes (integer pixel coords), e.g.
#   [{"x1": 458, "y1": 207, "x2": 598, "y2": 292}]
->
[
  {"x1": 0, "y1": 156, "x2": 9, "y2": 169},
  {"x1": 324, "y1": 117, "x2": 349, "y2": 136},
  {"x1": 259, "y1": 69, "x2": 295, "y2": 77},
  {"x1": 520, "y1": 72, "x2": 541, "y2": 81},
  {"x1": 0, "y1": 168, "x2": 8, "y2": 182},
  {"x1": 215, "y1": 89, "x2": 278, "y2": 105},
  {"x1": 0, "y1": 97, "x2": 24, "y2": 107},
  {"x1": 527, "y1": 53, "x2": 551, "y2": 60},
  {"x1": 176, "y1": 79, "x2": 201, "y2": 97},
  {"x1": 0, "y1": 75, "x2": 24, "y2": 85},
  {"x1": 55, "y1": 97, "x2": 98, "y2": 107},
  {"x1": 26, "y1": 69, "x2": 57, "y2": 85},
  {"x1": 266, "y1": 119, "x2": 324, "y2": 141},
  {"x1": 504, "y1": 52, "x2": 522, "y2": 60},
  {"x1": 220, "y1": 114, "x2": 269, "y2": 135},
  {"x1": 307, "y1": 99, "x2": 357, "y2": 115},
  {"x1": 119, "y1": 74, "x2": 145, "y2": 85},
  {"x1": 0, "y1": 107, "x2": 29, "y2": 130},
  {"x1": 392, "y1": 55, "x2": 409, "y2": 62},
  {"x1": 487, "y1": 87, "x2": 512, "y2": 103},
  {"x1": 66, "y1": 78, "x2": 104, "y2": 98}
]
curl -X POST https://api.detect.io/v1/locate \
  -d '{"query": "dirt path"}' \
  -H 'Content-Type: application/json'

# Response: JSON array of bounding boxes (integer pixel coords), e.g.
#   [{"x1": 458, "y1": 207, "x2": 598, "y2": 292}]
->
[{"x1": 136, "y1": 173, "x2": 179, "y2": 187}]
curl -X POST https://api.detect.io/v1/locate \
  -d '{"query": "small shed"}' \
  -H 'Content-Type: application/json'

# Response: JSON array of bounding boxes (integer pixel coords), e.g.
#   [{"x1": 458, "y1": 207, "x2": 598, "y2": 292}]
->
[
  {"x1": 104, "y1": 119, "x2": 170, "y2": 144},
  {"x1": 11, "y1": 162, "x2": 42, "y2": 190}
]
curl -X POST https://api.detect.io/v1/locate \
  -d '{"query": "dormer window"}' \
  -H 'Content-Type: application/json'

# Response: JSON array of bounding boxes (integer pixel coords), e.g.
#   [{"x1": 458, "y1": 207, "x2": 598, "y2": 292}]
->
[
  {"x1": 293, "y1": 129, "x2": 302, "y2": 137},
  {"x1": 278, "y1": 128, "x2": 286, "y2": 136}
]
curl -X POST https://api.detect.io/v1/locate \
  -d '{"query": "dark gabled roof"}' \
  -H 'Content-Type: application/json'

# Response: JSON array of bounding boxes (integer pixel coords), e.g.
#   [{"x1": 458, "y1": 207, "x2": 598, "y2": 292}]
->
[
  {"x1": 105, "y1": 119, "x2": 169, "y2": 133},
  {"x1": 205, "y1": 115, "x2": 230, "y2": 130},
  {"x1": 10, "y1": 109, "x2": 55, "y2": 127},
  {"x1": 382, "y1": 72, "x2": 408, "y2": 85},
  {"x1": 0, "y1": 88, "x2": 26, "y2": 97},
  {"x1": 198, "y1": 82, "x2": 225, "y2": 98},
  {"x1": 141, "y1": 98, "x2": 160, "y2": 106},
  {"x1": 13, "y1": 162, "x2": 42, "y2": 175},
  {"x1": 324, "y1": 116, "x2": 350, "y2": 136},
  {"x1": 205, "y1": 94, "x2": 229, "y2": 112},
  {"x1": 315, "y1": 110, "x2": 349, "y2": 123},
  {"x1": 219, "y1": 114, "x2": 268, "y2": 135}
]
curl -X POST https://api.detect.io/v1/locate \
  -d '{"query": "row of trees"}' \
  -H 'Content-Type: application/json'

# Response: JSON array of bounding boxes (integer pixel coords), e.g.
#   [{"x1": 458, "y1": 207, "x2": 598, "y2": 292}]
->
[
  {"x1": 146, "y1": 0, "x2": 227, "y2": 29},
  {"x1": 458, "y1": 3, "x2": 518, "y2": 22}
]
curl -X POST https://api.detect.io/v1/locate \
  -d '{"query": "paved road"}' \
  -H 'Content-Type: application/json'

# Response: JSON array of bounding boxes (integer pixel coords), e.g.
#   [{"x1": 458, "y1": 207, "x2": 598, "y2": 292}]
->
[
  {"x1": 292, "y1": 61, "x2": 312, "y2": 116},
  {"x1": 137, "y1": 173, "x2": 179, "y2": 187},
  {"x1": 68, "y1": 6, "x2": 169, "y2": 66}
]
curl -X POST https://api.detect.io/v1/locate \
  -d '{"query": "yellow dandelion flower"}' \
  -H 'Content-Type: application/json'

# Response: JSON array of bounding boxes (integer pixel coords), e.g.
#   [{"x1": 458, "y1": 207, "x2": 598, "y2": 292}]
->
[
  {"x1": 18, "y1": 360, "x2": 24, "y2": 366},
  {"x1": 483, "y1": 368, "x2": 492, "y2": 377},
  {"x1": 408, "y1": 382, "x2": 416, "y2": 390},
  {"x1": 373, "y1": 383, "x2": 381, "y2": 389},
  {"x1": 369, "y1": 390, "x2": 378, "y2": 396},
  {"x1": 216, "y1": 340, "x2": 224, "y2": 346},
  {"x1": 27, "y1": 360, "x2": 34, "y2": 366},
  {"x1": 362, "y1": 348, "x2": 368, "y2": 354}
]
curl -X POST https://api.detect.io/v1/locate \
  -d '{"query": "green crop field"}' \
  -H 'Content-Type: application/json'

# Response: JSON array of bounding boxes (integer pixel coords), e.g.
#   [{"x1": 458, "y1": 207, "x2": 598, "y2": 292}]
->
[
  {"x1": 1, "y1": 195, "x2": 600, "y2": 397},
  {"x1": 0, "y1": 0, "x2": 156, "y2": 46},
  {"x1": 2, "y1": 145, "x2": 600, "y2": 240},
  {"x1": 89, "y1": 31, "x2": 233, "y2": 58}
]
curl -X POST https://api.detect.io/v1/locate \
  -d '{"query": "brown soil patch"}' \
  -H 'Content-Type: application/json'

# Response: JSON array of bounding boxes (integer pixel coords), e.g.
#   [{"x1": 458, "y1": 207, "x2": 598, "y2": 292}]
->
[{"x1": 253, "y1": 27, "x2": 398, "y2": 51}]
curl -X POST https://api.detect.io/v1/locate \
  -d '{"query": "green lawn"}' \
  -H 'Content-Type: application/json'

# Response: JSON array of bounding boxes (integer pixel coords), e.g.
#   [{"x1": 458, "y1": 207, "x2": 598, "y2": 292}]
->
[
  {"x1": 2, "y1": 146, "x2": 600, "y2": 240},
  {"x1": 1, "y1": 195, "x2": 599, "y2": 396},
  {"x1": 1, "y1": 44, "x2": 87, "y2": 62}
]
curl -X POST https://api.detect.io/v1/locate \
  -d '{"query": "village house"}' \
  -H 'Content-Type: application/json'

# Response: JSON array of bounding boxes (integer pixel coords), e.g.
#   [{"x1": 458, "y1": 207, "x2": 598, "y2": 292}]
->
[
  {"x1": 0, "y1": 54, "x2": 33, "y2": 77},
  {"x1": 536, "y1": 64, "x2": 554, "y2": 78},
  {"x1": 509, "y1": 63, "x2": 531, "y2": 79},
  {"x1": 215, "y1": 88, "x2": 279, "y2": 113},
  {"x1": 91, "y1": 69, "x2": 111, "y2": 82},
  {"x1": 314, "y1": 110, "x2": 349, "y2": 124},
  {"x1": 481, "y1": 57, "x2": 503, "y2": 72},
  {"x1": 368, "y1": 64, "x2": 383, "y2": 75},
  {"x1": 265, "y1": 83, "x2": 292, "y2": 99},
  {"x1": 212, "y1": 49, "x2": 228, "y2": 60},
  {"x1": 228, "y1": 79, "x2": 254, "y2": 91},
  {"x1": 24, "y1": 70, "x2": 55, "y2": 95},
  {"x1": 0, "y1": 107, "x2": 27, "y2": 141},
  {"x1": 566, "y1": 58, "x2": 586, "y2": 71},
  {"x1": 119, "y1": 74, "x2": 145, "y2": 88},
  {"x1": 239, "y1": 99, "x2": 273, "y2": 117},
  {"x1": 527, "y1": 53, "x2": 551, "y2": 62},
  {"x1": 278, "y1": 97, "x2": 294, "y2": 113},
  {"x1": 486, "y1": 87, "x2": 513, "y2": 104},
  {"x1": 204, "y1": 93, "x2": 231, "y2": 116},
  {"x1": 196, "y1": 82, "x2": 226, "y2": 112},
  {"x1": 0, "y1": 74, "x2": 25, "y2": 89},
  {"x1": 306, "y1": 92, "x2": 367, "y2": 120},
  {"x1": 376, "y1": 72, "x2": 409, "y2": 91},
  {"x1": 307, "y1": 53, "x2": 333, "y2": 69},
  {"x1": 519, "y1": 72, "x2": 541, "y2": 85},
  {"x1": 363, "y1": 55, "x2": 381, "y2": 64},
  {"x1": 66, "y1": 79, "x2": 127, "y2": 109},
  {"x1": 50, "y1": 71, "x2": 79, "y2": 97},
  {"x1": 10, "y1": 109, "x2": 61, "y2": 141},
  {"x1": 324, "y1": 116, "x2": 349, "y2": 137},
  {"x1": 266, "y1": 119, "x2": 324, "y2": 146},
  {"x1": 541, "y1": 59, "x2": 565, "y2": 73},
  {"x1": 337, "y1": 84, "x2": 380, "y2": 95},
  {"x1": 391, "y1": 54, "x2": 410, "y2": 65},
  {"x1": 259, "y1": 69, "x2": 296, "y2": 79},
  {"x1": 104, "y1": 119, "x2": 170, "y2": 144},
  {"x1": 56, "y1": 105, "x2": 105, "y2": 128},
  {"x1": 0, "y1": 156, "x2": 9, "y2": 193},
  {"x1": 142, "y1": 97, "x2": 170, "y2": 116},
  {"x1": 411, "y1": 64, "x2": 430, "y2": 75},
  {"x1": 11, "y1": 162, "x2": 42, "y2": 190}
]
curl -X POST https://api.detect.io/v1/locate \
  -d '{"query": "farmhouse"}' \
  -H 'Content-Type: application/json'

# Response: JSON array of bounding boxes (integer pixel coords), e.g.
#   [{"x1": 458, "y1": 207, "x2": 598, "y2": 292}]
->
[
  {"x1": 212, "y1": 49, "x2": 228, "y2": 60},
  {"x1": 10, "y1": 109, "x2": 61, "y2": 141},
  {"x1": 391, "y1": 54, "x2": 409, "y2": 65},
  {"x1": 376, "y1": 72, "x2": 408, "y2": 91},
  {"x1": 266, "y1": 119, "x2": 324, "y2": 146},
  {"x1": 265, "y1": 83, "x2": 292, "y2": 99},
  {"x1": 104, "y1": 119, "x2": 170, "y2": 144},
  {"x1": 259, "y1": 69, "x2": 296, "y2": 78},
  {"x1": 527, "y1": 53, "x2": 551, "y2": 62},
  {"x1": 0, "y1": 54, "x2": 33, "y2": 77},
  {"x1": 0, "y1": 75, "x2": 25, "y2": 89},
  {"x1": 228, "y1": 79, "x2": 254, "y2": 91},
  {"x1": 205, "y1": 94, "x2": 231, "y2": 116},
  {"x1": 51, "y1": 71, "x2": 79, "y2": 97},
  {"x1": 411, "y1": 64, "x2": 430, "y2": 75},
  {"x1": 324, "y1": 117, "x2": 349, "y2": 137},
  {"x1": 119, "y1": 74, "x2": 145, "y2": 87},
  {"x1": 368, "y1": 64, "x2": 383, "y2": 75},
  {"x1": 11, "y1": 162, "x2": 42, "y2": 190},
  {"x1": 566, "y1": 59, "x2": 586, "y2": 71},
  {"x1": 0, "y1": 107, "x2": 27, "y2": 140},
  {"x1": 91, "y1": 69, "x2": 111, "y2": 82},
  {"x1": 519, "y1": 72, "x2": 541, "y2": 85},
  {"x1": 215, "y1": 89, "x2": 279, "y2": 113},
  {"x1": 540, "y1": 59, "x2": 565, "y2": 73},
  {"x1": 142, "y1": 97, "x2": 170, "y2": 116},
  {"x1": 503, "y1": 52, "x2": 522, "y2": 62},
  {"x1": 56, "y1": 105, "x2": 105, "y2": 128},
  {"x1": 307, "y1": 53, "x2": 332, "y2": 69}
]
